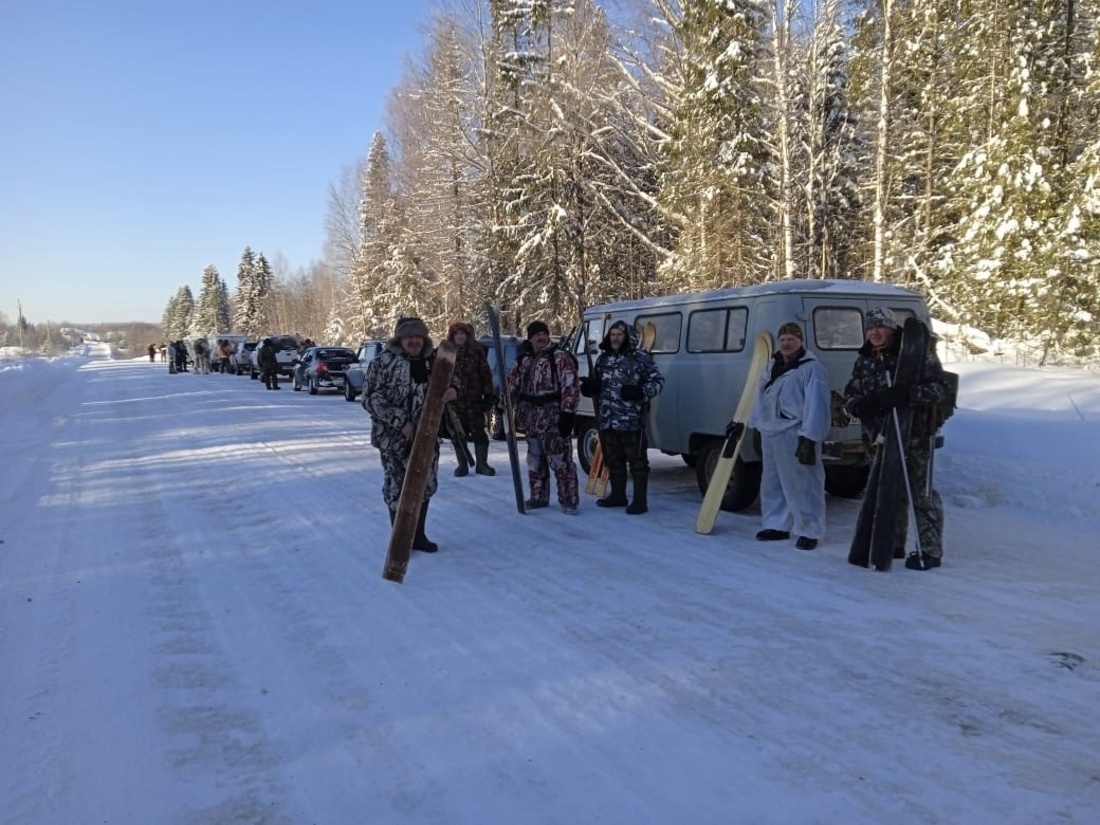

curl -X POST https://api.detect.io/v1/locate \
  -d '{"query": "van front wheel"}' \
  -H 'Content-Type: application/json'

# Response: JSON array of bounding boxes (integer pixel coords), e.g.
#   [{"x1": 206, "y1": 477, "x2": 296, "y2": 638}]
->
[{"x1": 695, "y1": 439, "x2": 762, "y2": 512}]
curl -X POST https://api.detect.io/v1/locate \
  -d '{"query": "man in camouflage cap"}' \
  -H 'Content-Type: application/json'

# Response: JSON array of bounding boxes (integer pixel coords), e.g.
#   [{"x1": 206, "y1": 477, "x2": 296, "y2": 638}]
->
[{"x1": 843, "y1": 307, "x2": 950, "y2": 569}]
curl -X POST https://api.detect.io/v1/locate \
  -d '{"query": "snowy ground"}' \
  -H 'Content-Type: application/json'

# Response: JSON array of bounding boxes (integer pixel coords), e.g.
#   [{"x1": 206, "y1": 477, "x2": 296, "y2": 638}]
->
[{"x1": 0, "y1": 344, "x2": 1097, "y2": 824}]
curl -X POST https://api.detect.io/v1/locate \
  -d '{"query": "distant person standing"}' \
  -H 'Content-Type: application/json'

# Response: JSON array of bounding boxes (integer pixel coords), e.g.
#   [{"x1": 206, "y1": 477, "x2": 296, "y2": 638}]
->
[
  {"x1": 258, "y1": 338, "x2": 280, "y2": 389},
  {"x1": 147, "y1": 343, "x2": 156, "y2": 362},
  {"x1": 747, "y1": 322, "x2": 831, "y2": 550}
]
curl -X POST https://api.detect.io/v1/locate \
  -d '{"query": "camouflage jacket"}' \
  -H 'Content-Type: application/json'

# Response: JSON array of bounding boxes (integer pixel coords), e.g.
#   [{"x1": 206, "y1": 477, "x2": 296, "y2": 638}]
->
[
  {"x1": 363, "y1": 340, "x2": 437, "y2": 451},
  {"x1": 591, "y1": 341, "x2": 664, "y2": 432},
  {"x1": 843, "y1": 332, "x2": 948, "y2": 445},
  {"x1": 447, "y1": 324, "x2": 496, "y2": 431},
  {"x1": 507, "y1": 343, "x2": 579, "y2": 436}
]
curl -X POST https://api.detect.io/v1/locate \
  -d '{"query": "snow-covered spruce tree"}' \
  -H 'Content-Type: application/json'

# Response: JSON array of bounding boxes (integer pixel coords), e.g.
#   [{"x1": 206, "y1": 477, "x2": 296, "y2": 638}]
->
[
  {"x1": 944, "y1": 1, "x2": 1099, "y2": 356},
  {"x1": 389, "y1": 15, "x2": 483, "y2": 331},
  {"x1": 250, "y1": 253, "x2": 273, "y2": 334},
  {"x1": 353, "y1": 132, "x2": 422, "y2": 338},
  {"x1": 164, "y1": 285, "x2": 194, "y2": 341},
  {"x1": 215, "y1": 274, "x2": 231, "y2": 333},
  {"x1": 655, "y1": 0, "x2": 775, "y2": 292},
  {"x1": 232, "y1": 247, "x2": 260, "y2": 336},
  {"x1": 190, "y1": 265, "x2": 224, "y2": 336}
]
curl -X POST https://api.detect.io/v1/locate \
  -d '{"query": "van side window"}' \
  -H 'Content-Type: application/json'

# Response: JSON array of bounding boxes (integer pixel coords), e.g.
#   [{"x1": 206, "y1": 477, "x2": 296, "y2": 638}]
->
[
  {"x1": 812, "y1": 307, "x2": 865, "y2": 349},
  {"x1": 686, "y1": 307, "x2": 748, "y2": 352},
  {"x1": 634, "y1": 313, "x2": 681, "y2": 354}
]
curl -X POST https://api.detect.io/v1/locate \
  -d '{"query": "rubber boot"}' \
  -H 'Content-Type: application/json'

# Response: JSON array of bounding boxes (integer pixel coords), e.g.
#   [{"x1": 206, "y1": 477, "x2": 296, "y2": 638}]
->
[
  {"x1": 597, "y1": 472, "x2": 629, "y2": 508},
  {"x1": 412, "y1": 501, "x2": 438, "y2": 553},
  {"x1": 454, "y1": 442, "x2": 470, "y2": 477},
  {"x1": 474, "y1": 441, "x2": 496, "y2": 476},
  {"x1": 626, "y1": 473, "x2": 649, "y2": 514}
]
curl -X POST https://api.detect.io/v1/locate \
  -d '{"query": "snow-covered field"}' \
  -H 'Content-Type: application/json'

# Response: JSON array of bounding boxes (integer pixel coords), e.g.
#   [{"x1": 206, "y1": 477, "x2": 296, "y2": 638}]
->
[{"x1": 1, "y1": 344, "x2": 1097, "y2": 824}]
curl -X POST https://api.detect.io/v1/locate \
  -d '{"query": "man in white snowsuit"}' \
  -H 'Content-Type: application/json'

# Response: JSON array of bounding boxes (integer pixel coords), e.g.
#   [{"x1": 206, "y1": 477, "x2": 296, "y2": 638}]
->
[{"x1": 748, "y1": 321, "x2": 832, "y2": 550}]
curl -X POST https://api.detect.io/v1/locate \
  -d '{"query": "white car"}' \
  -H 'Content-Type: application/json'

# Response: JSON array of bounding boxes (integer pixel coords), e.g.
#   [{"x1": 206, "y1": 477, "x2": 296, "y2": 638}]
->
[{"x1": 250, "y1": 335, "x2": 300, "y2": 379}]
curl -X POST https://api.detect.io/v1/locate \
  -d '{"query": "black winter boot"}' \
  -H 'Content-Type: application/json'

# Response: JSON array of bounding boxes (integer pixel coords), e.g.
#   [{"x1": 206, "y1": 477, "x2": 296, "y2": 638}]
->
[
  {"x1": 474, "y1": 441, "x2": 496, "y2": 476},
  {"x1": 597, "y1": 472, "x2": 628, "y2": 508},
  {"x1": 454, "y1": 442, "x2": 470, "y2": 477},
  {"x1": 626, "y1": 473, "x2": 648, "y2": 515},
  {"x1": 412, "y1": 501, "x2": 438, "y2": 553}
]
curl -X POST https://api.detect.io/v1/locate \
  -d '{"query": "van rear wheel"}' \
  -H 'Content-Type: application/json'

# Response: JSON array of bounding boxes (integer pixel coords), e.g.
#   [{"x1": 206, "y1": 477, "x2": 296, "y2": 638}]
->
[
  {"x1": 695, "y1": 439, "x2": 762, "y2": 512},
  {"x1": 577, "y1": 418, "x2": 599, "y2": 475}
]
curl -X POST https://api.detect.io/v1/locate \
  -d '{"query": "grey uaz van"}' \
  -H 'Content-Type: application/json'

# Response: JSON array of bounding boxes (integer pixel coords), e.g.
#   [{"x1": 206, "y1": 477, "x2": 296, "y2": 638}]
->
[{"x1": 569, "y1": 279, "x2": 934, "y2": 512}]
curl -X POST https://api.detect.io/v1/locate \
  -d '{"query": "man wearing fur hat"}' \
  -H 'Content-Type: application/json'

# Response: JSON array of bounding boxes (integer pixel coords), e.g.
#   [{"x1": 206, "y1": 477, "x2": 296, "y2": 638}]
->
[
  {"x1": 363, "y1": 316, "x2": 458, "y2": 553},
  {"x1": 843, "y1": 306, "x2": 949, "y2": 569},
  {"x1": 579, "y1": 320, "x2": 664, "y2": 514},
  {"x1": 445, "y1": 321, "x2": 496, "y2": 477},
  {"x1": 507, "y1": 320, "x2": 581, "y2": 514},
  {"x1": 748, "y1": 321, "x2": 831, "y2": 550}
]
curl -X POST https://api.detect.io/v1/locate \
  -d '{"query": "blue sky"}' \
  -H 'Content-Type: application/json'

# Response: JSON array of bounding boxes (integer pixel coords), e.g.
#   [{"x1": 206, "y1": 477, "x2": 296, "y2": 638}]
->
[{"x1": 0, "y1": 0, "x2": 437, "y2": 325}]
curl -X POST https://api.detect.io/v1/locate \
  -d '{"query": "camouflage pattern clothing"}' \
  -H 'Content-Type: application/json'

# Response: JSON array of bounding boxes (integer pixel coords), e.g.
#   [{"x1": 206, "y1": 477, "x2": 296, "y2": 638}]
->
[
  {"x1": 507, "y1": 342, "x2": 580, "y2": 508},
  {"x1": 446, "y1": 322, "x2": 495, "y2": 443},
  {"x1": 843, "y1": 327, "x2": 948, "y2": 558},
  {"x1": 363, "y1": 339, "x2": 441, "y2": 509},
  {"x1": 589, "y1": 324, "x2": 664, "y2": 479}
]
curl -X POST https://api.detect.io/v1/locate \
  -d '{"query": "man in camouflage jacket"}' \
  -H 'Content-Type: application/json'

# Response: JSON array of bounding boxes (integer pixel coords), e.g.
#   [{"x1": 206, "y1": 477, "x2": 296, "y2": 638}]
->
[
  {"x1": 364, "y1": 316, "x2": 458, "y2": 552},
  {"x1": 446, "y1": 322, "x2": 496, "y2": 477},
  {"x1": 843, "y1": 307, "x2": 948, "y2": 569},
  {"x1": 507, "y1": 321, "x2": 580, "y2": 514},
  {"x1": 579, "y1": 320, "x2": 664, "y2": 514}
]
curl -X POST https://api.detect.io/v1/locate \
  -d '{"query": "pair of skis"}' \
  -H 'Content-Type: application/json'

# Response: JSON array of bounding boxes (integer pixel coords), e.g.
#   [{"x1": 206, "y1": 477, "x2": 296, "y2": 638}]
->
[{"x1": 848, "y1": 317, "x2": 930, "y2": 571}]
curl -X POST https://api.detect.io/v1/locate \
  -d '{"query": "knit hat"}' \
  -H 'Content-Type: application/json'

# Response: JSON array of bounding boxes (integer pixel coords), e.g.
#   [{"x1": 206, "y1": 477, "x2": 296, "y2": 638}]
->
[
  {"x1": 777, "y1": 321, "x2": 803, "y2": 340},
  {"x1": 394, "y1": 316, "x2": 429, "y2": 338},
  {"x1": 526, "y1": 321, "x2": 550, "y2": 338},
  {"x1": 608, "y1": 320, "x2": 629, "y2": 336},
  {"x1": 864, "y1": 306, "x2": 897, "y2": 329}
]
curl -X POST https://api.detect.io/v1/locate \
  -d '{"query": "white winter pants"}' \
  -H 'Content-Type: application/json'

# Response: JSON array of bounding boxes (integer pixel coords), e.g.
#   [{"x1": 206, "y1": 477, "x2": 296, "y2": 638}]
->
[{"x1": 760, "y1": 427, "x2": 827, "y2": 540}]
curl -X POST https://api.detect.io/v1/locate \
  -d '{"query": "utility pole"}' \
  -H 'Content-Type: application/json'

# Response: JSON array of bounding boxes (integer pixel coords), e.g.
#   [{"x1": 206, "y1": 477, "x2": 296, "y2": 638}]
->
[{"x1": 17, "y1": 300, "x2": 25, "y2": 348}]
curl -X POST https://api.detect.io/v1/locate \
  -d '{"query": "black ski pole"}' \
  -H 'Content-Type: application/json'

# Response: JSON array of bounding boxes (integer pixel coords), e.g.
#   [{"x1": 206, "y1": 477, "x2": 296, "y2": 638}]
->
[{"x1": 885, "y1": 373, "x2": 928, "y2": 568}]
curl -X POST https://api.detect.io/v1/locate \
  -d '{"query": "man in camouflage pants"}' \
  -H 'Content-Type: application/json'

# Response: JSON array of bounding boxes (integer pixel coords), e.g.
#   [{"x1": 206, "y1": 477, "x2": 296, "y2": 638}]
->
[
  {"x1": 364, "y1": 316, "x2": 457, "y2": 553},
  {"x1": 843, "y1": 307, "x2": 949, "y2": 569}
]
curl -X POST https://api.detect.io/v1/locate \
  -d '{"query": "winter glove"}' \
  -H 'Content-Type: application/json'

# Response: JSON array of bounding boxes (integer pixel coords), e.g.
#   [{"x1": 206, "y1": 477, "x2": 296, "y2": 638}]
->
[
  {"x1": 847, "y1": 395, "x2": 879, "y2": 419},
  {"x1": 579, "y1": 376, "x2": 601, "y2": 397},
  {"x1": 557, "y1": 411, "x2": 575, "y2": 438},
  {"x1": 795, "y1": 436, "x2": 817, "y2": 466},
  {"x1": 620, "y1": 384, "x2": 644, "y2": 402},
  {"x1": 874, "y1": 385, "x2": 910, "y2": 410}
]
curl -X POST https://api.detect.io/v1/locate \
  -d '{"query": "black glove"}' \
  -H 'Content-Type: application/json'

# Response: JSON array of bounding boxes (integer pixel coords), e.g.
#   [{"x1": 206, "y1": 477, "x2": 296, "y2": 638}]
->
[
  {"x1": 725, "y1": 420, "x2": 744, "y2": 442},
  {"x1": 875, "y1": 385, "x2": 910, "y2": 410},
  {"x1": 558, "y1": 411, "x2": 575, "y2": 438},
  {"x1": 795, "y1": 436, "x2": 816, "y2": 466},
  {"x1": 847, "y1": 396, "x2": 879, "y2": 419},
  {"x1": 579, "y1": 376, "x2": 601, "y2": 397},
  {"x1": 621, "y1": 384, "x2": 644, "y2": 402}
]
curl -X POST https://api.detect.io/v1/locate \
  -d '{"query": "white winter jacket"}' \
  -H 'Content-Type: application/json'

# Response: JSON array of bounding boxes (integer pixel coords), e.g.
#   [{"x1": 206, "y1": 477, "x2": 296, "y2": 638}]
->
[{"x1": 748, "y1": 349, "x2": 832, "y2": 442}]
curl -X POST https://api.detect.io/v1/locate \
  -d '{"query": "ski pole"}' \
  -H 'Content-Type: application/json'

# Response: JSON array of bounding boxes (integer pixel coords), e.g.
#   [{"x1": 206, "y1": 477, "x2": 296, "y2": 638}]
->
[{"x1": 885, "y1": 373, "x2": 927, "y2": 568}]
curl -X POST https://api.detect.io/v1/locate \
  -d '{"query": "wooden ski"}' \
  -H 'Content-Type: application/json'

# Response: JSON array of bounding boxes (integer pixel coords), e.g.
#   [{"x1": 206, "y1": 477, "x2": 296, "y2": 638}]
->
[
  {"x1": 382, "y1": 340, "x2": 457, "y2": 584},
  {"x1": 695, "y1": 332, "x2": 773, "y2": 534}
]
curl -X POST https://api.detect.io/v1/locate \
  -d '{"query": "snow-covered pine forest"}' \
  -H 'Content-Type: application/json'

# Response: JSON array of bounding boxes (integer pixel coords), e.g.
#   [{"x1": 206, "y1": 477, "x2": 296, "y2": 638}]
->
[{"x1": 162, "y1": 0, "x2": 1100, "y2": 363}]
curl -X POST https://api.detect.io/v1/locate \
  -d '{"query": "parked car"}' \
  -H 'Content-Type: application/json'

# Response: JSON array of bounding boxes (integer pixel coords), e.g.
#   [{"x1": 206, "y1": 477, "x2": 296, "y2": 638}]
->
[
  {"x1": 291, "y1": 346, "x2": 358, "y2": 395},
  {"x1": 342, "y1": 340, "x2": 386, "y2": 402},
  {"x1": 477, "y1": 334, "x2": 524, "y2": 440},
  {"x1": 250, "y1": 334, "x2": 300, "y2": 379},
  {"x1": 571, "y1": 279, "x2": 936, "y2": 511},
  {"x1": 230, "y1": 341, "x2": 257, "y2": 375}
]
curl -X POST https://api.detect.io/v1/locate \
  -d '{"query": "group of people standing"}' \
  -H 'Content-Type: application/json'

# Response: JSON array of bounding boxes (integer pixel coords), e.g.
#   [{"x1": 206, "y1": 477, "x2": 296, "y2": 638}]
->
[
  {"x1": 360, "y1": 306, "x2": 948, "y2": 570},
  {"x1": 749, "y1": 307, "x2": 948, "y2": 570}
]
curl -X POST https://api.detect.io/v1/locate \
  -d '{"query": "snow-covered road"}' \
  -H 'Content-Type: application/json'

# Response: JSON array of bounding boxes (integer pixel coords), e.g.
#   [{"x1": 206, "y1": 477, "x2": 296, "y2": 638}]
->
[{"x1": 1, "y1": 346, "x2": 1097, "y2": 824}]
